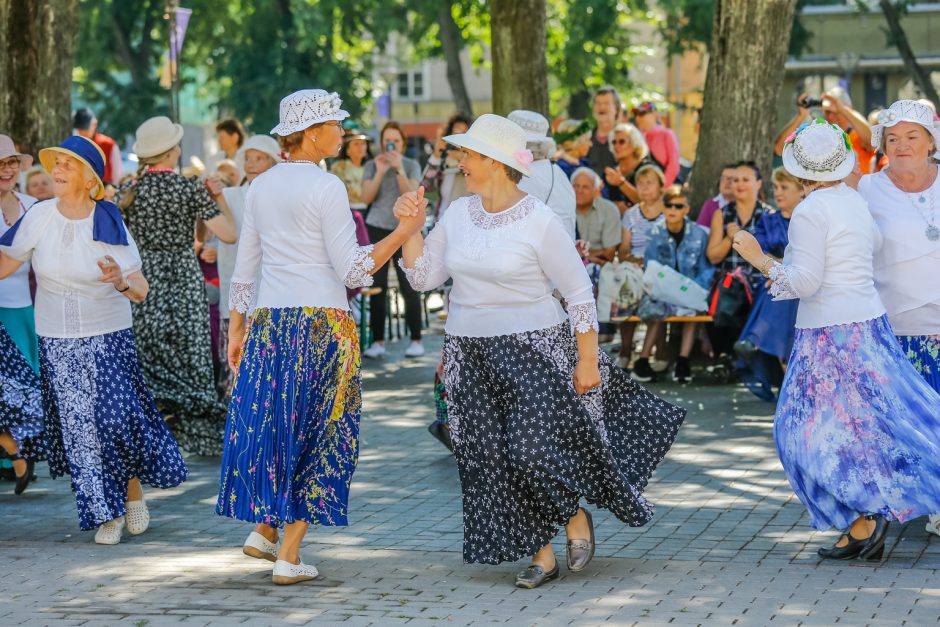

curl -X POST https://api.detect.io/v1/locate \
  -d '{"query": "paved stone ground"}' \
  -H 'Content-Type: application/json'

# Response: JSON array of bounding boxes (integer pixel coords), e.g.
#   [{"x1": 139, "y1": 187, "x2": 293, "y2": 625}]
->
[{"x1": 3, "y1": 327, "x2": 940, "y2": 626}]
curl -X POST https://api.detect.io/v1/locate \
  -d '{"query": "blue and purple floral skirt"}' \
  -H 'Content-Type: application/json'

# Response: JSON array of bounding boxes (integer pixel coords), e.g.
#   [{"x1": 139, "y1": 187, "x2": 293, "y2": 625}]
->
[
  {"x1": 40, "y1": 329, "x2": 188, "y2": 530},
  {"x1": 216, "y1": 307, "x2": 361, "y2": 528},
  {"x1": 776, "y1": 315, "x2": 940, "y2": 531},
  {"x1": 0, "y1": 321, "x2": 43, "y2": 456}
]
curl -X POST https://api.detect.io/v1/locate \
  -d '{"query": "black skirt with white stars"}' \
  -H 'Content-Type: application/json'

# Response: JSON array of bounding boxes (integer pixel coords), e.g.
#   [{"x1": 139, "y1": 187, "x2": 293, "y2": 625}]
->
[{"x1": 443, "y1": 322, "x2": 686, "y2": 565}]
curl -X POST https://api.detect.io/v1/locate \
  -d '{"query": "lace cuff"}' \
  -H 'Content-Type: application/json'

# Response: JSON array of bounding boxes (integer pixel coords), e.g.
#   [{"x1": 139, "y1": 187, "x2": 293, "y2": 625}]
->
[
  {"x1": 344, "y1": 245, "x2": 375, "y2": 288},
  {"x1": 568, "y1": 302, "x2": 599, "y2": 334},
  {"x1": 229, "y1": 281, "x2": 255, "y2": 314},
  {"x1": 397, "y1": 246, "x2": 432, "y2": 291},
  {"x1": 767, "y1": 262, "x2": 799, "y2": 300}
]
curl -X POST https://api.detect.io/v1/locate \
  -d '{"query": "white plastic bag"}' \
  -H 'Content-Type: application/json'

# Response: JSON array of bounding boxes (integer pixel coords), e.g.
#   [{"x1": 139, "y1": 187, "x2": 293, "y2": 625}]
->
[
  {"x1": 643, "y1": 260, "x2": 708, "y2": 312},
  {"x1": 597, "y1": 261, "x2": 646, "y2": 322}
]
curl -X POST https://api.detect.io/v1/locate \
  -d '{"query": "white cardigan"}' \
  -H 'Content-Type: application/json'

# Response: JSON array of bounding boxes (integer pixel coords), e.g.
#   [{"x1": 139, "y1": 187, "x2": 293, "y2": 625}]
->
[{"x1": 768, "y1": 183, "x2": 886, "y2": 329}]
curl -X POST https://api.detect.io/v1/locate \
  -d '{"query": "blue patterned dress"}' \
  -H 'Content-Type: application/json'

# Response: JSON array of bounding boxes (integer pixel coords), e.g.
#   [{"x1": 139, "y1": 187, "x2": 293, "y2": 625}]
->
[{"x1": 0, "y1": 321, "x2": 43, "y2": 455}]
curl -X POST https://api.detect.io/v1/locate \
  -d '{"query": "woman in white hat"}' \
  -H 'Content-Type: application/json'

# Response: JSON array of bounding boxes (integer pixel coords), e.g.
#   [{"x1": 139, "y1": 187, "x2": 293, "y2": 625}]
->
[
  {"x1": 732, "y1": 119, "x2": 940, "y2": 562},
  {"x1": 0, "y1": 135, "x2": 187, "y2": 541},
  {"x1": 394, "y1": 113, "x2": 685, "y2": 588},
  {"x1": 857, "y1": 99, "x2": 940, "y2": 537},
  {"x1": 116, "y1": 116, "x2": 236, "y2": 456},
  {"x1": 215, "y1": 89, "x2": 424, "y2": 585},
  {"x1": 215, "y1": 134, "x2": 282, "y2": 397}
]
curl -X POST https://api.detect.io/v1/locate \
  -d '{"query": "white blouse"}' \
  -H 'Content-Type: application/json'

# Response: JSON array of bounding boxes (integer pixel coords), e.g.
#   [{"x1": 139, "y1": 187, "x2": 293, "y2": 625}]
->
[
  {"x1": 0, "y1": 199, "x2": 142, "y2": 338},
  {"x1": 218, "y1": 185, "x2": 247, "y2": 316},
  {"x1": 229, "y1": 162, "x2": 374, "y2": 314},
  {"x1": 400, "y1": 194, "x2": 598, "y2": 338},
  {"x1": 858, "y1": 169, "x2": 940, "y2": 336},
  {"x1": 767, "y1": 184, "x2": 886, "y2": 329},
  {"x1": 0, "y1": 192, "x2": 36, "y2": 308},
  {"x1": 518, "y1": 160, "x2": 577, "y2": 241}
]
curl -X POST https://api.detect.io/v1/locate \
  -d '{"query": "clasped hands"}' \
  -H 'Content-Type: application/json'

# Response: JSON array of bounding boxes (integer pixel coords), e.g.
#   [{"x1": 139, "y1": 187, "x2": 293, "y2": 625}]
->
[{"x1": 393, "y1": 186, "x2": 429, "y2": 236}]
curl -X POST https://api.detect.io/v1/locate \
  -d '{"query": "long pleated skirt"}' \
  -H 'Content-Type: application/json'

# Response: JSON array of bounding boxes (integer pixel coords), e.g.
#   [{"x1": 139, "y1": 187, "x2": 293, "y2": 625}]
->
[
  {"x1": 216, "y1": 307, "x2": 361, "y2": 528},
  {"x1": 0, "y1": 321, "x2": 43, "y2": 456},
  {"x1": 40, "y1": 329, "x2": 188, "y2": 530},
  {"x1": 443, "y1": 322, "x2": 686, "y2": 565},
  {"x1": 775, "y1": 316, "x2": 940, "y2": 531}
]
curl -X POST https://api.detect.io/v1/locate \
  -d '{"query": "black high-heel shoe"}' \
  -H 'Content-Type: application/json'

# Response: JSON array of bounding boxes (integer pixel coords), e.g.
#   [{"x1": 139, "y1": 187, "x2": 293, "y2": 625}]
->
[
  {"x1": 817, "y1": 529, "x2": 868, "y2": 560},
  {"x1": 859, "y1": 515, "x2": 889, "y2": 561},
  {"x1": 14, "y1": 458, "x2": 34, "y2": 495}
]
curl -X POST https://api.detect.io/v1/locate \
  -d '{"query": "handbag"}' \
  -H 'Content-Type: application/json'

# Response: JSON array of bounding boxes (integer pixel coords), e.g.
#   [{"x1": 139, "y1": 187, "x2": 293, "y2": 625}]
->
[{"x1": 708, "y1": 266, "x2": 754, "y2": 327}]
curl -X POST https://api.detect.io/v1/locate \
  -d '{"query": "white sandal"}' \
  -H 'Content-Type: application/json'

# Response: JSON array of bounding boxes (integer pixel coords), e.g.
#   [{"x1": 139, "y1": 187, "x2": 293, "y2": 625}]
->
[
  {"x1": 95, "y1": 517, "x2": 125, "y2": 545},
  {"x1": 125, "y1": 499, "x2": 150, "y2": 535}
]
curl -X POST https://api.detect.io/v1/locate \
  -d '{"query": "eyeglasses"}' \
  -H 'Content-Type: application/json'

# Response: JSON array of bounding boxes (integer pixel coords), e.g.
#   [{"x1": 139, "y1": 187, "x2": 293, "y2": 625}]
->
[
  {"x1": 664, "y1": 202, "x2": 688, "y2": 209},
  {"x1": 611, "y1": 139, "x2": 630, "y2": 145},
  {"x1": 321, "y1": 121, "x2": 343, "y2": 128},
  {"x1": 0, "y1": 157, "x2": 20, "y2": 171}
]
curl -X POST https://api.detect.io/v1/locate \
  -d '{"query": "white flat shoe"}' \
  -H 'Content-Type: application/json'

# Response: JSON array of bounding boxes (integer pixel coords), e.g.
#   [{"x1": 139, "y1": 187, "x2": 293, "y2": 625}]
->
[
  {"x1": 927, "y1": 514, "x2": 940, "y2": 537},
  {"x1": 404, "y1": 341, "x2": 425, "y2": 357},
  {"x1": 243, "y1": 531, "x2": 278, "y2": 562},
  {"x1": 125, "y1": 499, "x2": 150, "y2": 535},
  {"x1": 95, "y1": 517, "x2": 125, "y2": 545},
  {"x1": 363, "y1": 343, "x2": 385, "y2": 359},
  {"x1": 272, "y1": 559, "x2": 319, "y2": 585}
]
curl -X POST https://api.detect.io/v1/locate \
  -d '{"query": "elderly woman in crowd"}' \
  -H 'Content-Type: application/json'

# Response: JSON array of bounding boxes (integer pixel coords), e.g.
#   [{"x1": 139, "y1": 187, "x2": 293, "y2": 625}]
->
[
  {"x1": 394, "y1": 114, "x2": 684, "y2": 589},
  {"x1": 117, "y1": 116, "x2": 236, "y2": 455},
  {"x1": 217, "y1": 89, "x2": 424, "y2": 585},
  {"x1": 25, "y1": 165, "x2": 54, "y2": 202},
  {"x1": 510, "y1": 109, "x2": 577, "y2": 241},
  {"x1": 0, "y1": 135, "x2": 39, "y2": 372},
  {"x1": 733, "y1": 119, "x2": 940, "y2": 562},
  {"x1": 858, "y1": 99, "x2": 940, "y2": 537},
  {"x1": 361, "y1": 121, "x2": 424, "y2": 359},
  {"x1": 0, "y1": 136, "x2": 187, "y2": 542},
  {"x1": 330, "y1": 130, "x2": 373, "y2": 214},
  {"x1": 214, "y1": 134, "x2": 281, "y2": 397},
  {"x1": 420, "y1": 114, "x2": 472, "y2": 221},
  {"x1": 735, "y1": 167, "x2": 802, "y2": 401},
  {"x1": 604, "y1": 123, "x2": 657, "y2": 213}
]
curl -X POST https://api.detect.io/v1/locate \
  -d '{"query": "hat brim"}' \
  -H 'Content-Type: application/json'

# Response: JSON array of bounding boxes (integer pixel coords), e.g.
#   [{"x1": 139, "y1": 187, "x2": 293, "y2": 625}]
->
[
  {"x1": 871, "y1": 119, "x2": 940, "y2": 159},
  {"x1": 38, "y1": 146, "x2": 105, "y2": 200},
  {"x1": 444, "y1": 132, "x2": 531, "y2": 176},
  {"x1": 782, "y1": 144, "x2": 857, "y2": 182},
  {"x1": 0, "y1": 151, "x2": 33, "y2": 171},
  {"x1": 133, "y1": 122, "x2": 184, "y2": 159},
  {"x1": 270, "y1": 111, "x2": 350, "y2": 137}
]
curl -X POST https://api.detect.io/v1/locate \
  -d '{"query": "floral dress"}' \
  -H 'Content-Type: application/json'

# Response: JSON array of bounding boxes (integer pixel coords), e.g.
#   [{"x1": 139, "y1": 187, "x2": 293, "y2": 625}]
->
[{"x1": 117, "y1": 171, "x2": 227, "y2": 455}]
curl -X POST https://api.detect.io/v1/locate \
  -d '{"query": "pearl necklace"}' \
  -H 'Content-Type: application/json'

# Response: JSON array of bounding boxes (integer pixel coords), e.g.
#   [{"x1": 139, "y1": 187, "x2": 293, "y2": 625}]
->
[{"x1": 284, "y1": 159, "x2": 319, "y2": 166}]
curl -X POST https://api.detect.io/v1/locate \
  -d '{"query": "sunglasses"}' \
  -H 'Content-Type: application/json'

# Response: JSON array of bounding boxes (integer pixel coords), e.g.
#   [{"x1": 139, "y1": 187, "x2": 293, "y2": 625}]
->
[
  {"x1": 665, "y1": 202, "x2": 688, "y2": 209},
  {"x1": 611, "y1": 139, "x2": 630, "y2": 145}
]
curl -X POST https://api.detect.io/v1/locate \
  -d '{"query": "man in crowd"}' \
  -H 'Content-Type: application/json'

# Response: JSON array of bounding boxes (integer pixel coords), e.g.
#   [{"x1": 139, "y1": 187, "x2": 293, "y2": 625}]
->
[
  {"x1": 696, "y1": 163, "x2": 736, "y2": 233},
  {"x1": 572, "y1": 167, "x2": 621, "y2": 266},
  {"x1": 204, "y1": 117, "x2": 246, "y2": 178},
  {"x1": 587, "y1": 86, "x2": 621, "y2": 177},
  {"x1": 632, "y1": 101, "x2": 681, "y2": 186},
  {"x1": 73, "y1": 107, "x2": 122, "y2": 185}
]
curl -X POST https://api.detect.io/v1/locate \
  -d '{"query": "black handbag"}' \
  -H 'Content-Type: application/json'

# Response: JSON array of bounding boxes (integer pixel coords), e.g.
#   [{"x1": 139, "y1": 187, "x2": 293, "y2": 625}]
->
[{"x1": 708, "y1": 267, "x2": 754, "y2": 328}]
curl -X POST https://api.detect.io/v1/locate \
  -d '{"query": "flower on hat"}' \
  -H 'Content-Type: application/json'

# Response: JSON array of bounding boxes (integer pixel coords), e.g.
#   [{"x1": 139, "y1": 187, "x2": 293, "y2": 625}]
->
[{"x1": 514, "y1": 149, "x2": 534, "y2": 168}]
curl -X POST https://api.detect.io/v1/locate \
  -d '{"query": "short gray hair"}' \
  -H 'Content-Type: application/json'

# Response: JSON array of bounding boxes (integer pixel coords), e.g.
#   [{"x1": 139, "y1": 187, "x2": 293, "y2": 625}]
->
[{"x1": 571, "y1": 166, "x2": 601, "y2": 189}]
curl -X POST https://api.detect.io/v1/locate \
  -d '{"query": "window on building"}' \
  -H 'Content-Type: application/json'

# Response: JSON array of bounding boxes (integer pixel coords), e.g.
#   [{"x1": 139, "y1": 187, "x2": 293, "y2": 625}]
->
[
  {"x1": 397, "y1": 72, "x2": 410, "y2": 99},
  {"x1": 395, "y1": 70, "x2": 426, "y2": 101}
]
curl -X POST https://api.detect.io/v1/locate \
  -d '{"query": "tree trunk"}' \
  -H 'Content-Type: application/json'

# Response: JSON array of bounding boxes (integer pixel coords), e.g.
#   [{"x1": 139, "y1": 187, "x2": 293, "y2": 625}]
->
[
  {"x1": 688, "y1": 0, "x2": 797, "y2": 214},
  {"x1": 490, "y1": 0, "x2": 549, "y2": 116},
  {"x1": 568, "y1": 88, "x2": 591, "y2": 120},
  {"x1": 0, "y1": 0, "x2": 79, "y2": 157},
  {"x1": 437, "y1": 2, "x2": 473, "y2": 118},
  {"x1": 879, "y1": 0, "x2": 940, "y2": 109}
]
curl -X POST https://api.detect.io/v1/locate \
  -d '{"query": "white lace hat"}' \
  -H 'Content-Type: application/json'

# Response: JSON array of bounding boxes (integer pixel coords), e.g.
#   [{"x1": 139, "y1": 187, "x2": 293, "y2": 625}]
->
[
  {"x1": 870, "y1": 99, "x2": 940, "y2": 158},
  {"x1": 507, "y1": 110, "x2": 550, "y2": 141},
  {"x1": 782, "y1": 119, "x2": 856, "y2": 182},
  {"x1": 444, "y1": 113, "x2": 532, "y2": 175},
  {"x1": 270, "y1": 89, "x2": 349, "y2": 136}
]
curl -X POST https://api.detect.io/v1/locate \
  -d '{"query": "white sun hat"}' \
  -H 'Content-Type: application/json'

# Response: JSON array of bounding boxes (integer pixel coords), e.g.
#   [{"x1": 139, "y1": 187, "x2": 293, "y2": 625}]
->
[
  {"x1": 507, "y1": 110, "x2": 550, "y2": 142},
  {"x1": 444, "y1": 113, "x2": 533, "y2": 175},
  {"x1": 870, "y1": 99, "x2": 940, "y2": 159},
  {"x1": 270, "y1": 89, "x2": 349, "y2": 136},
  {"x1": 236, "y1": 135, "x2": 282, "y2": 171},
  {"x1": 782, "y1": 119, "x2": 856, "y2": 182},
  {"x1": 133, "y1": 116, "x2": 185, "y2": 159}
]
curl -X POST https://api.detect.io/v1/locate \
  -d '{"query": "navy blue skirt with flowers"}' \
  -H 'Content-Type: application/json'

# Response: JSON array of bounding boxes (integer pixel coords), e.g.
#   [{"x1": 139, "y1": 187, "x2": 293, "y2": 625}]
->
[
  {"x1": 216, "y1": 307, "x2": 361, "y2": 528},
  {"x1": 0, "y1": 321, "x2": 43, "y2": 455},
  {"x1": 776, "y1": 316, "x2": 940, "y2": 531},
  {"x1": 40, "y1": 329, "x2": 188, "y2": 530}
]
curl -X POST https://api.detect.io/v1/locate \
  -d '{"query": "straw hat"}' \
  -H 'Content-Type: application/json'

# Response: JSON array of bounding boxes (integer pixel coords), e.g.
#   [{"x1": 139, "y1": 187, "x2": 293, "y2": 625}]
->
[
  {"x1": 133, "y1": 116, "x2": 184, "y2": 159},
  {"x1": 270, "y1": 90, "x2": 350, "y2": 136},
  {"x1": 39, "y1": 136, "x2": 107, "y2": 200},
  {"x1": 782, "y1": 119, "x2": 856, "y2": 182},
  {"x1": 870, "y1": 99, "x2": 940, "y2": 159},
  {"x1": 0, "y1": 135, "x2": 33, "y2": 171},
  {"x1": 444, "y1": 114, "x2": 532, "y2": 175}
]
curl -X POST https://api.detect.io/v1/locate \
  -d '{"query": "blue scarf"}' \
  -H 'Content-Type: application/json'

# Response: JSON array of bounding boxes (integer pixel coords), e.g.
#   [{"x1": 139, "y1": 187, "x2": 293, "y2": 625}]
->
[{"x1": 0, "y1": 200, "x2": 128, "y2": 247}]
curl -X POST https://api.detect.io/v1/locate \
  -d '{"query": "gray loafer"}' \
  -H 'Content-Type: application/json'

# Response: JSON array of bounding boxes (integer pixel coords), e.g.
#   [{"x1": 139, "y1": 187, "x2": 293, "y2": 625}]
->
[
  {"x1": 566, "y1": 508, "x2": 595, "y2": 572},
  {"x1": 514, "y1": 562, "x2": 559, "y2": 589}
]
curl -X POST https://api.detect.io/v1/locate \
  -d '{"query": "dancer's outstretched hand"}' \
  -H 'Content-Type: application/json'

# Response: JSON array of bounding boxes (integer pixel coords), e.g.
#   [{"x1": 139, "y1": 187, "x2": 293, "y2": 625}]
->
[{"x1": 573, "y1": 359, "x2": 601, "y2": 395}]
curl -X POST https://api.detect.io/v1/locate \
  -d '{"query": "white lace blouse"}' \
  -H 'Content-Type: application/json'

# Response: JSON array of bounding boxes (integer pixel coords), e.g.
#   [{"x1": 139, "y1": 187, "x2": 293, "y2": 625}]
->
[
  {"x1": 0, "y1": 199, "x2": 142, "y2": 338},
  {"x1": 228, "y1": 162, "x2": 375, "y2": 314},
  {"x1": 400, "y1": 194, "x2": 598, "y2": 337},
  {"x1": 765, "y1": 184, "x2": 886, "y2": 329}
]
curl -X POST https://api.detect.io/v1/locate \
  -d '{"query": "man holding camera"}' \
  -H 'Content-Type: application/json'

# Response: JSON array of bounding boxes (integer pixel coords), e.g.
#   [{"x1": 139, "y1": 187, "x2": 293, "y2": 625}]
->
[{"x1": 774, "y1": 87, "x2": 874, "y2": 173}]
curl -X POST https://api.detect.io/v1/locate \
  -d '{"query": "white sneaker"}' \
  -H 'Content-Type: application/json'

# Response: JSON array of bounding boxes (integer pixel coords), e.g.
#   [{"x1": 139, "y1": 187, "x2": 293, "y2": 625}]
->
[
  {"x1": 125, "y1": 499, "x2": 150, "y2": 535},
  {"x1": 616, "y1": 355, "x2": 631, "y2": 370},
  {"x1": 271, "y1": 558, "x2": 319, "y2": 585},
  {"x1": 927, "y1": 514, "x2": 940, "y2": 537},
  {"x1": 363, "y1": 343, "x2": 385, "y2": 359},
  {"x1": 243, "y1": 531, "x2": 279, "y2": 562},
  {"x1": 95, "y1": 517, "x2": 125, "y2": 545},
  {"x1": 404, "y1": 341, "x2": 425, "y2": 358}
]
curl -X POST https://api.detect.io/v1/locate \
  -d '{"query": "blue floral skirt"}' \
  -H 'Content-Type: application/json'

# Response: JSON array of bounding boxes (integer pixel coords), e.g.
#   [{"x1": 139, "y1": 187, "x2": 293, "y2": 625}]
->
[
  {"x1": 776, "y1": 316, "x2": 940, "y2": 531},
  {"x1": 216, "y1": 307, "x2": 361, "y2": 528},
  {"x1": 40, "y1": 330, "x2": 188, "y2": 530},
  {"x1": 0, "y1": 321, "x2": 43, "y2": 455},
  {"x1": 898, "y1": 334, "x2": 940, "y2": 394}
]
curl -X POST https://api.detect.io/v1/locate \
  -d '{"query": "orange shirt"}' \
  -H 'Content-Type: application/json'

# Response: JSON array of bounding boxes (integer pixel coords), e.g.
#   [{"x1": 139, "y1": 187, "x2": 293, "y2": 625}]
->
[{"x1": 849, "y1": 128, "x2": 874, "y2": 175}]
